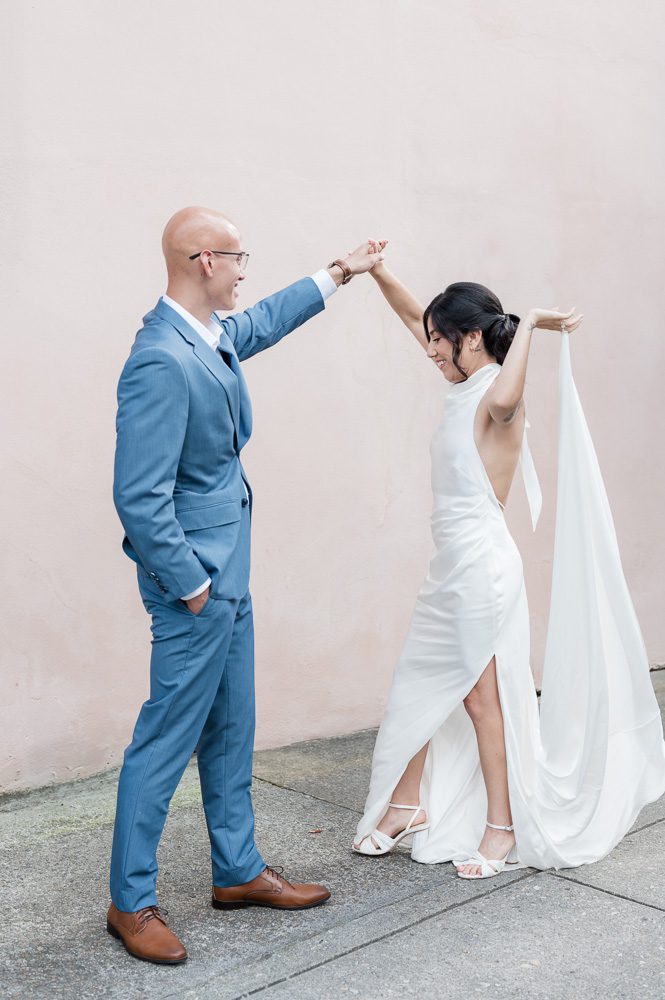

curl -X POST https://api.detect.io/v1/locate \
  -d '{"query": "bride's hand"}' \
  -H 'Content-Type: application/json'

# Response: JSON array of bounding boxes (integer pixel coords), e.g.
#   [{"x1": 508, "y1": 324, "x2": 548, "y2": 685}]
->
[
  {"x1": 342, "y1": 238, "x2": 387, "y2": 277},
  {"x1": 526, "y1": 306, "x2": 584, "y2": 333},
  {"x1": 366, "y1": 238, "x2": 389, "y2": 277}
]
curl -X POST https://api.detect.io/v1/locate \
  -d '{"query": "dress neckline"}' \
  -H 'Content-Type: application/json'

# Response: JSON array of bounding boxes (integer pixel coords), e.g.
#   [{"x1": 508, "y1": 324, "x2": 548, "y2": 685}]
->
[{"x1": 447, "y1": 362, "x2": 501, "y2": 397}]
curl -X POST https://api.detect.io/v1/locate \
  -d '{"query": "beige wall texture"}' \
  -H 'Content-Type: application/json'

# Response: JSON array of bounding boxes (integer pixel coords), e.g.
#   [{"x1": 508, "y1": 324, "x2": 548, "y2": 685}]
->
[{"x1": 2, "y1": 2, "x2": 664, "y2": 793}]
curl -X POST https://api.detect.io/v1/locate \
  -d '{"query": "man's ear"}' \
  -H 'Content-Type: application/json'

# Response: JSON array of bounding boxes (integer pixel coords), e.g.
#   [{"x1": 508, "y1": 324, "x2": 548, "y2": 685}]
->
[{"x1": 196, "y1": 250, "x2": 214, "y2": 277}]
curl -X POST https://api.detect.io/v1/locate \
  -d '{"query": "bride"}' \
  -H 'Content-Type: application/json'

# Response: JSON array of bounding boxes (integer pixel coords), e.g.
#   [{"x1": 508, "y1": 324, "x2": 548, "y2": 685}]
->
[{"x1": 353, "y1": 245, "x2": 665, "y2": 878}]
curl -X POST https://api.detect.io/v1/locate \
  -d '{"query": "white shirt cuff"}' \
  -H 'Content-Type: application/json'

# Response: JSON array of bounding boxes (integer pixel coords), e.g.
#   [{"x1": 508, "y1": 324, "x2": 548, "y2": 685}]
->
[
  {"x1": 181, "y1": 578, "x2": 211, "y2": 601},
  {"x1": 310, "y1": 269, "x2": 338, "y2": 302}
]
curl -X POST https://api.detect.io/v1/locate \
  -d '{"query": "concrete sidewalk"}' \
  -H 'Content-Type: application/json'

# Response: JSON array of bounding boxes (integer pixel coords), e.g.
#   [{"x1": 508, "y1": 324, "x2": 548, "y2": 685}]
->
[{"x1": 2, "y1": 672, "x2": 664, "y2": 1000}]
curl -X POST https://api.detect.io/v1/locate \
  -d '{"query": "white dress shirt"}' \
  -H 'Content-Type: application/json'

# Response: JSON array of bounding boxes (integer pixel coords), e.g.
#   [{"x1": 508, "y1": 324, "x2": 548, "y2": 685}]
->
[{"x1": 164, "y1": 269, "x2": 338, "y2": 600}]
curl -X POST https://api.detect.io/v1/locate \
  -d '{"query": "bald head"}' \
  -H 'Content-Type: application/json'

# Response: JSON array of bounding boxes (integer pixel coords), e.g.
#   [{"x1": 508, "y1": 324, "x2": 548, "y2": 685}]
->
[
  {"x1": 162, "y1": 206, "x2": 240, "y2": 280},
  {"x1": 161, "y1": 206, "x2": 246, "y2": 317}
]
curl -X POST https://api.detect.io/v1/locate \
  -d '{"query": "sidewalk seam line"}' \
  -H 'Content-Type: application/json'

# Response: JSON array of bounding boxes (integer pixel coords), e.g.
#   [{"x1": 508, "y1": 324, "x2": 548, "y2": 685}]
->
[
  {"x1": 251, "y1": 775, "x2": 363, "y2": 815},
  {"x1": 238, "y1": 871, "x2": 537, "y2": 999},
  {"x1": 549, "y1": 871, "x2": 665, "y2": 913},
  {"x1": 625, "y1": 815, "x2": 665, "y2": 838},
  {"x1": 167, "y1": 870, "x2": 537, "y2": 1000}
]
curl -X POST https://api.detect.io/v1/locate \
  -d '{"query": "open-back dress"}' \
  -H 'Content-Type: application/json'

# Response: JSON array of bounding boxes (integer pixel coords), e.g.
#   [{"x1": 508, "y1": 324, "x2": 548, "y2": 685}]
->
[{"x1": 355, "y1": 336, "x2": 665, "y2": 868}]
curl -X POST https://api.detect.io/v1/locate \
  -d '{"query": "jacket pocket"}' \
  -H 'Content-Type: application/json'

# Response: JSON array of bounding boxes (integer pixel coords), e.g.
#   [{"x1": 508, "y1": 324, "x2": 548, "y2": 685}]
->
[{"x1": 176, "y1": 498, "x2": 242, "y2": 532}]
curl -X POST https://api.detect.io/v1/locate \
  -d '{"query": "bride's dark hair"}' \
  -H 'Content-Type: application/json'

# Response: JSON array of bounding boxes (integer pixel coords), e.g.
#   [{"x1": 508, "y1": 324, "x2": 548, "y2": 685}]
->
[{"x1": 423, "y1": 282, "x2": 520, "y2": 379}]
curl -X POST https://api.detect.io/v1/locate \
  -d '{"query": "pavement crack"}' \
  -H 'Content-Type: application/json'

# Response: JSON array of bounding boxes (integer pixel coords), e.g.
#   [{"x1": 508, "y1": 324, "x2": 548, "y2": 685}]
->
[
  {"x1": 176, "y1": 870, "x2": 537, "y2": 1000},
  {"x1": 549, "y1": 871, "x2": 665, "y2": 913},
  {"x1": 251, "y1": 774, "x2": 363, "y2": 816},
  {"x1": 625, "y1": 814, "x2": 665, "y2": 838}
]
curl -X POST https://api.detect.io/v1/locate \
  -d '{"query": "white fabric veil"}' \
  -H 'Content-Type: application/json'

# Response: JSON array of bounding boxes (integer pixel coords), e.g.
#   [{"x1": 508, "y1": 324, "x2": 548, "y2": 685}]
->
[{"x1": 530, "y1": 334, "x2": 665, "y2": 859}]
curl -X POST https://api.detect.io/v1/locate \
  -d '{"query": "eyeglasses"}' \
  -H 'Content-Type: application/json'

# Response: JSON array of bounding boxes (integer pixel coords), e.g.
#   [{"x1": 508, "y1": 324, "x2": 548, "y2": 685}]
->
[{"x1": 188, "y1": 249, "x2": 250, "y2": 271}]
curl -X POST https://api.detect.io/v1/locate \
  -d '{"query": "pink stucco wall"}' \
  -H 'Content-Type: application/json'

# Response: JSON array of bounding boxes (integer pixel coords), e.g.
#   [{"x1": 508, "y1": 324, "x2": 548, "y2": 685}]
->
[{"x1": 2, "y1": 1, "x2": 663, "y2": 792}]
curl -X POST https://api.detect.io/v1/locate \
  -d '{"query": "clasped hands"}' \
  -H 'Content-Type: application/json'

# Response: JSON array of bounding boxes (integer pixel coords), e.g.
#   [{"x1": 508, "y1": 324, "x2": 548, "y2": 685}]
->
[{"x1": 328, "y1": 238, "x2": 389, "y2": 285}]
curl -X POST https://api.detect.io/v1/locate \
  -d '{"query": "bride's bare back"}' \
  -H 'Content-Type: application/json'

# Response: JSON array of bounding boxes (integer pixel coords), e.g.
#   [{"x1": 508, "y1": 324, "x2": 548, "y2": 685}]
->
[{"x1": 474, "y1": 397, "x2": 525, "y2": 508}]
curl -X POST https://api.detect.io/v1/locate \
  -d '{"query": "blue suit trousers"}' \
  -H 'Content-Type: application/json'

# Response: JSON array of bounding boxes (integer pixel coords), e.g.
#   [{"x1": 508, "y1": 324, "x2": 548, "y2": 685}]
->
[{"x1": 109, "y1": 567, "x2": 265, "y2": 911}]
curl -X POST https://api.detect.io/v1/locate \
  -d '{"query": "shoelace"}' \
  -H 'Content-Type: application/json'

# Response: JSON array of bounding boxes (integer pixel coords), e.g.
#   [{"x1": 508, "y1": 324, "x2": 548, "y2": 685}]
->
[
  {"x1": 264, "y1": 866, "x2": 288, "y2": 884},
  {"x1": 136, "y1": 905, "x2": 168, "y2": 928}
]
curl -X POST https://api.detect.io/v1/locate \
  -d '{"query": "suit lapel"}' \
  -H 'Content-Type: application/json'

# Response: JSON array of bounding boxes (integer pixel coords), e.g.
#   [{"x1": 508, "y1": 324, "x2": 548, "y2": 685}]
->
[
  {"x1": 193, "y1": 340, "x2": 241, "y2": 429},
  {"x1": 217, "y1": 328, "x2": 238, "y2": 368},
  {"x1": 214, "y1": 318, "x2": 253, "y2": 446},
  {"x1": 154, "y1": 299, "x2": 241, "y2": 435}
]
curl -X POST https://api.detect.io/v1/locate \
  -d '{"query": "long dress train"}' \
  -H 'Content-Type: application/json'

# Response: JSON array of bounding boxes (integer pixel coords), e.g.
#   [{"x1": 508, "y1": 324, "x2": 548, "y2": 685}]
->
[{"x1": 355, "y1": 335, "x2": 665, "y2": 869}]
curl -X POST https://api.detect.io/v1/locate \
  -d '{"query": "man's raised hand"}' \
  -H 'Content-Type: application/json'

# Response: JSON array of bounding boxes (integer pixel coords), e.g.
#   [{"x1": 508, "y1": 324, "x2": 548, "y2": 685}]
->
[{"x1": 346, "y1": 239, "x2": 388, "y2": 276}]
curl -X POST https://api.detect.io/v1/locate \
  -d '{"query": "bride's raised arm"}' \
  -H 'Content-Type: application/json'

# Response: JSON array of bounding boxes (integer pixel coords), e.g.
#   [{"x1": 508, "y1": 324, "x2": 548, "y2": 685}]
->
[
  {"x1": 367, "y1": 241, "x2": 429, "y2": 351},
  {"x1": 486, "y1": 306, "x2": 584, "y2": 425}
]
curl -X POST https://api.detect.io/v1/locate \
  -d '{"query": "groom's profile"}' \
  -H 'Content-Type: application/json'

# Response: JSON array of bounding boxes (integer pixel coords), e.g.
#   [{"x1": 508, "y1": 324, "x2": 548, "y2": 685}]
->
[{"x1": 107, "y1": 206, "x2": 384, "y2": 964}]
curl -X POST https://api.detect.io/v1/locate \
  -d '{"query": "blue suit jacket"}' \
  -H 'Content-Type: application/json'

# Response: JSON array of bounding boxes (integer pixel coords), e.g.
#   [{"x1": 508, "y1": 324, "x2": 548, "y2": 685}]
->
[{"x1": 113, "y1": 277, "x2": 325, "y2": 601}]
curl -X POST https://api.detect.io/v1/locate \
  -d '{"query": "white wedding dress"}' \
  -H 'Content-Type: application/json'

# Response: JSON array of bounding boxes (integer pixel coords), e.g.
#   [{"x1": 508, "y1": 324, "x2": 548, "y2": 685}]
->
[{"x1": 355, "y1": 336, "x2": 665, "y2": 869}]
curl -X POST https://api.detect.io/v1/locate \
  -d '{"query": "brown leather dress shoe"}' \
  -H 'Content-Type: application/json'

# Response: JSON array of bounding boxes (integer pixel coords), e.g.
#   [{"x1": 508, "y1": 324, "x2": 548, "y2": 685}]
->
[
  {"x1": 106, "y1": 903, "x2": 187, "y2": 964},
  {"x1": 212, "y1": 866, "x2": 331, "y2": 910}
]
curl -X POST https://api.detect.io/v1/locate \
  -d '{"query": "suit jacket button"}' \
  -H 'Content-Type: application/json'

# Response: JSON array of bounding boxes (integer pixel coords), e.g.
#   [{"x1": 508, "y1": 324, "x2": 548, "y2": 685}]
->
[{"x1": 241, "y1": 498, "x2": 249, "y2": 507}]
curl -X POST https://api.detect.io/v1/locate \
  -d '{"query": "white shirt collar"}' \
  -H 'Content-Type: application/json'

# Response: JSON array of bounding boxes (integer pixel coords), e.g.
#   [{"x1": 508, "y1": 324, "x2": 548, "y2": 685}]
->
[{"x1": 162, "y1": 294, "x2": 220, "y2": 352}]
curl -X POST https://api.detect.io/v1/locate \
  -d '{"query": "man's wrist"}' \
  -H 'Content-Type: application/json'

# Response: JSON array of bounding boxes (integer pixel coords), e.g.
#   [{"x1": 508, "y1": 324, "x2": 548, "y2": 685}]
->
[
  {"x1": 326, "y1": 264, "x2": 345, "y2": 288},
  {"x1": 328, "y1": 258, "x2": 353, "y2": 285},
  {"x1": 181, "y1": 578, "x2": 211, "y2": 601}
]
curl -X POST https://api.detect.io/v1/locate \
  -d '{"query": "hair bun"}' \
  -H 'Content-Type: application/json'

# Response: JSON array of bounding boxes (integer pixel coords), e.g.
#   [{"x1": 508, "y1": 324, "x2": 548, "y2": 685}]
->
[
  {"x1": 483, "y1": 311, "x2": 520, "y2": 363},
  {"x1": 487, "y1": 313, "x2": 509, "y2": 335}
]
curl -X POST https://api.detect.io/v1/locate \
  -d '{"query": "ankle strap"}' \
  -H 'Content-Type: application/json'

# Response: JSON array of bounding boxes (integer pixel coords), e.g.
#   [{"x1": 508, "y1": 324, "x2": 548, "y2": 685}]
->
[
  {"x1": 388, "y1": 802, "x2": 424, "y2": 834},
  {"x1": 486, "y1": 821, "x2": 514, "y2": 831}
]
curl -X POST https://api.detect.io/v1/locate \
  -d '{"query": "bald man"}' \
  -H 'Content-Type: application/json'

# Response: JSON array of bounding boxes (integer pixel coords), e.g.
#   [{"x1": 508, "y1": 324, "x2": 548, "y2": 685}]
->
[{"x1": 107, "y1": 207, "x2": 384, "y2": 964}]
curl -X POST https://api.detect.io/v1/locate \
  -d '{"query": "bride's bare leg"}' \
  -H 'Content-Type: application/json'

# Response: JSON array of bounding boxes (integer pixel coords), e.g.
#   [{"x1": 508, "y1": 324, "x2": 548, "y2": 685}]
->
[
  {"x1": 458, "y1": 657, "x2": 516, "y2": 876},
  {"x1": 353, "y1": 744, "x2": 429, "y2": 847},
  {"x1": 375, "y1": 742, "x2": 428, "y2": 836}
]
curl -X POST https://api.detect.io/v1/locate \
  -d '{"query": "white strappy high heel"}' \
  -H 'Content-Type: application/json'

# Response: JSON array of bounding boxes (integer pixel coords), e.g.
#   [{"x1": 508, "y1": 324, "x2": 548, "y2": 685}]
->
[
  {"x1": 456, "y1": 822, "x2": 526, "y2": 880},
  {"x1": 352, "y1": 803, "x2": 430, "y2": 856}
]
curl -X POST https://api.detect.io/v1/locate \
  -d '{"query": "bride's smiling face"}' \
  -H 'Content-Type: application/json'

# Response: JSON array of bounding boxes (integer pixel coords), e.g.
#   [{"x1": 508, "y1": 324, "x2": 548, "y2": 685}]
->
[
  {"x1": 426, "y1": 323, "x2": 486, "y2": 382},
  {"x1": 426, "y1": 328, "x2": 464, "y2": 383}
]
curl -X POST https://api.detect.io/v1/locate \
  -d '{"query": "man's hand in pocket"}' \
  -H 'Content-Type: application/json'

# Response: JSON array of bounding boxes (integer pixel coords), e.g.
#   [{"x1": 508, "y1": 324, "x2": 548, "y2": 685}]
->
[{"x1": 185, "y1": 586, "x2": 210, "y2": 616}]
